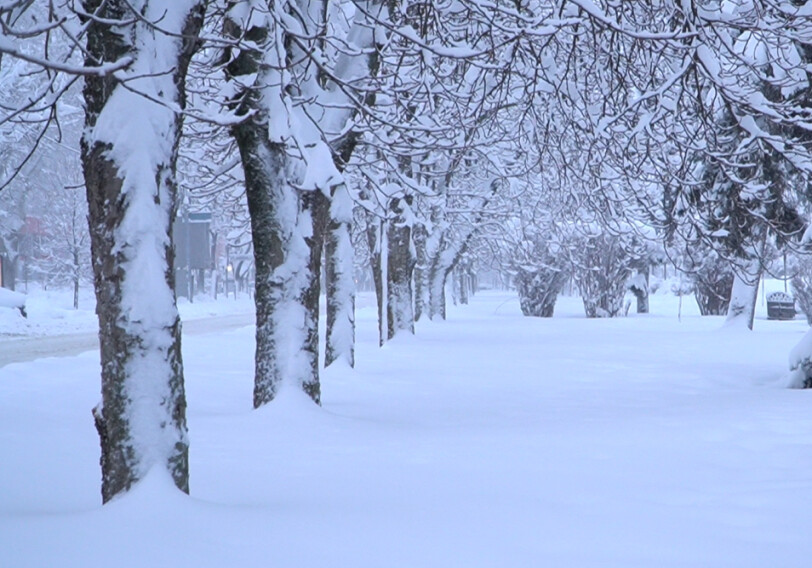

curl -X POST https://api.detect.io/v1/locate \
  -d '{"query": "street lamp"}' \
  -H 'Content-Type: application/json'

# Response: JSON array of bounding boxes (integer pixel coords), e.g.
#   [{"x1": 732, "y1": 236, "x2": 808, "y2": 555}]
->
[{"x1": 226, "y1": 262, "x2": 235, "y2": 299}]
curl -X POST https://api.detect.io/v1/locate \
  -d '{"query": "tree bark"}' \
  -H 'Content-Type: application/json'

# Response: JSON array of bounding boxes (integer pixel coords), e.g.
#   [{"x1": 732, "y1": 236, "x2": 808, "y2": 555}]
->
[
  {"x1": 1, "y1": 254, "x2": 18, "y2": 291},
  {"x1": 364, "y1": 214, "x2": 386, "y2": 346},
  {"x1": 413, "y1": 222, "x2": 429, "y2": 322},
  {"x1": 386, "y1": 196, "x2": 416, "y2": 339},
  {"x1": 225, "y1": 9, "x2": 320, "y2": 406},
  {"x1": 427, "y1": 241, "x2": 450, "y2": 321},
  {"x1": 82, "y1": 0, "x2": 203, "y2": 503},
  {"x1": 725, "y1": 263, "x2": 761, "y2": 330},
  {"x1": 325, "y1": 183, "x2": 356, "y2": 367},
  {"x1": 516, "y1": 266, "x2": 567, "y2": 317},
  {"x1": 232, "y1": 132, "x2": 321, "y2": 406},
  {"x1": 72, "y1": 252, "x2": 79, "y2": 310}
]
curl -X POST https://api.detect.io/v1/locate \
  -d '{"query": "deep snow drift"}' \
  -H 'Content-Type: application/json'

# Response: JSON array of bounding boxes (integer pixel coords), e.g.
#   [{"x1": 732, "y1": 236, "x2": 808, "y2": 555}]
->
[{"x1": 2, "y1": 286, "x2": 812, "y2": 567}]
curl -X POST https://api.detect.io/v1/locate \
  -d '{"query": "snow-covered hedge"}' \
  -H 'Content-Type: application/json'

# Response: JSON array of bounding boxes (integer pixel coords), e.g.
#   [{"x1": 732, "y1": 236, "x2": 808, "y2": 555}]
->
[
  {"x1": 570, "y1": 230, "x2": 640, "y2": 318},
  {"x1": 688, "y1": 250, "x2": 734, "y2": 316},
  {"x1": 509, "y1": 232, "x2": 570, "y2": 318},
  {"x1": 0, "y1": 287, "x2": 27, "y2": 318},
  {"x1": 791, "y1": 254, "x2": 812, "y2": 325},
  {"x1": 515, "y1": 263, "x2": 569, "y2": 318}
]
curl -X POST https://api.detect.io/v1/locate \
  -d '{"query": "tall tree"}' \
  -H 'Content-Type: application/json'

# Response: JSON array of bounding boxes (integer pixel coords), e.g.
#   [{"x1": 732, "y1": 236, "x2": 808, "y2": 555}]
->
[
  {"x1": 223, "y1": 0, "x2": 390, "y2": 402},
  {"x1": 82, "y1": 0, "x2": 205, "y2": 502}
]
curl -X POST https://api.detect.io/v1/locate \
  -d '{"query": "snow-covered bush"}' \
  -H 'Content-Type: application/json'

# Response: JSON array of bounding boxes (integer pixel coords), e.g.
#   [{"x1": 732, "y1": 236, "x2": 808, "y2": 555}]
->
[
  {"x1": 791, "y1": 254, "x2": 812, "y2": 325},
  {"x1": 0, "y1": 286, "x2": 27, "y2": 317},
  {"x1": 514, "y1": 258, "x2": 569, "y2": 318},
  {"x1": 570, "y1": 229, "x2": 640, "y2": 318},
  {"x1": 685, "y1": 249, "x2": 734, "y2": 316},
  {"x1": 627, "y1": 271, "x2": 649, "y2": 314},
  {"x1": 509, "y1": 231, "x2": 569, "y2": 317}
]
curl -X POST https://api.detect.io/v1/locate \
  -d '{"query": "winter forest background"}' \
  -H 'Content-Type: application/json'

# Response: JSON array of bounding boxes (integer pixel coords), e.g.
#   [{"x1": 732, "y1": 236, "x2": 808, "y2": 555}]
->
[{"x1": 5, "y1": 0, "x2": 812, "y2": 564}]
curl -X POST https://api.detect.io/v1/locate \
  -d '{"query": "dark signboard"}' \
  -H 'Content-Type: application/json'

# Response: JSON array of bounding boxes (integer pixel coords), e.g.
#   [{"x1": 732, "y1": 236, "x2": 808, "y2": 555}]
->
[{"x1": 173, "y1": 213, "x2": 212, "y2": 270}]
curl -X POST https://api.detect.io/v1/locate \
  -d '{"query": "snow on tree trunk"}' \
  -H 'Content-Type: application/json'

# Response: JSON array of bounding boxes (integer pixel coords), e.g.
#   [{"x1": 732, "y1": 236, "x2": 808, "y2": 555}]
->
[
  {"x1": 580, "y1": 273, "x2": 629, "y2": 318},
  {"x1": 633, "y1": 287, "x2": 649, "y2": 314},
  {"x1": 319, "y1": 0, "x2": 384, "y2": 360},
  {"x1": 694, "y1": 273, "x2": 734, "y2": 316},
  {"x1": 386, "y1": 197, "x2": 416, "y2": 339},
  {"x1": 363, "y1": 210, "x2": 386, "y2": 346},
  {"x1": 427, "y1": 240, "x2": 452, "y2": 321},
  {"x1": 325, "y1": 183, "x2": 355, "y2": 367},
  {"x1": 428, "y1": 268, "x2": 447, "y2": 320},
  {"x1": 516, "y1": 266, "x2": 568, "y2": 318},
  {"x1": 789, "y1": 326, "x2": 812, "y2": 388},
  {"x1": 450, "y1": 267, "x2": 459, "y2": 306},
  {"x1": 457, "y1": 266, "x2": 469, "y2": 305},
  {"x1": 72, "y1": 245, "x2": 80, "y2": 310},
  {"x1": 224, "y1": 2, "x2": 328, "y2": 406},
  {"x1": 301, "y1": 190, "x2": 328, "y2": 395},
  {"x1": 232, "y1": 130, "x2": 320, "y2": 406},
  {"x1": 424, "y1": 180, "x2": 499, "y2": 320},
  {"x1": 628, "y1": 271, "x2": 649, "y2": 314},
  {"x1": 413, "y1": 223, "x2": 429, "y2": 322},
  {"x1": 424, "y1": 225, "x2": 461, "y2": 322},
  {"x1": 791, "y1": 255, "x2": 812, "y2": 325},
  {"x1": 684, "y1": 247, "x2": 734, "y2": 316},
  {"x1": 82, "y1": 0, "x2": 203, "y2": 503},
  {"x1": 725, "y1": 264, "x2": 761, "y2": 330},
  {"x1": 572, "y1": 234, "x2": 633, "y2": 319}
]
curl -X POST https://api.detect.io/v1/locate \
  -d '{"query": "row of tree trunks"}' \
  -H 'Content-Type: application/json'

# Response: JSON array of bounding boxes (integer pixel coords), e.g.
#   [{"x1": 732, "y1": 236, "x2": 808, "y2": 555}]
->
[
  {"x1": 453, "y1": 263, "x2": 477, "y2": 306},
  {"x1": 366, "y1": 211, "x2": 469, "y2": 340}
]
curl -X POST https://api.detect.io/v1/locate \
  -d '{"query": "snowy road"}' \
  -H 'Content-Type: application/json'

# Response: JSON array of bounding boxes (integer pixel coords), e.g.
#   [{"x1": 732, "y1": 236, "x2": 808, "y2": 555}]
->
[{"x1": 0, "y1": 313, "x2": 254, "y2": 369}]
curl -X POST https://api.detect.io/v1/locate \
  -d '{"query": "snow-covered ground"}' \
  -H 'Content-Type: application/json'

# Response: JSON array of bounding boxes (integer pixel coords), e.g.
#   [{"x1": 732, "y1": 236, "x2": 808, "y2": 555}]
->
[
  {"x1": 0, "y1": 284, "x2": 257, "y2": 338},
  {"x1": 2, "y1": 284, "x2": 812, "y2": 567}
]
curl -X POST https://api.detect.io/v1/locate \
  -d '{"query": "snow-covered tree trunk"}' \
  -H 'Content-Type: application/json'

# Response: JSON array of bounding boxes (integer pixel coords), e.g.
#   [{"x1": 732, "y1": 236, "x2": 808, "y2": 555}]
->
[
  {"x1": 629, "y1": 271, "x2": 649, "y2": 314},
  {"x1": 2, "y1": 253, "x2": 18, "y2": 291},
  {"x1": 425, "y1": 179, "x2": 499, "y2": 320},
  {"x1": 570, "y1": 232, "x2": 635, "y2": 319},
  {"x1": 224, "y1": 1, "x2": 338, "y2": 406},
  {"x1": 302, "y1": 190, "x2": 328, "y2": 386},
  {"x1": 413, "y1": 222, "x2": 429, "y2": 322},
  {"x1": 427, "y1": 239, "x2": 452, "y2": 321},
  {"x1": 325, "y1": 183, "x2": 355, "y2": 367},
  {"x1": 580, "y1": 270, "x2": 630, "y2": 318},
  {"x1": 82, "y1": 0, "x2": 203, "y2": 503},
  {"x1": 725, "y1": 263, "x2": 761, "y2": 330},
  {"x1": 632, "y1": 287, "x2": 649, "y2": 314},
  {"x1": 234, "y1": 131, "x2": 321, "y2": 406},
  {"x1": 516, "y1": 266, "x2": 568, "y2": 318},
  {"x1": 320, "y1": 0, "x2": 384, "y2": 359},
  {"x1": 693, "y1": 258, "x2": 734, "y2": 316},
  {"x1": 72, "y1": 247, "x2": 80, "y2": 310},
  {"x1": 791, "y1": 255, "x2": 812, "y2": 325},
  {"x1": 386, "y1": 196, "x2": 416, "y2": 339},
  {"x1": 364, "y1": 212, "x2": 386, "y2": 346},
  {"x1": 456, "y1": 265, "x2": 470, "y2": 306}
]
